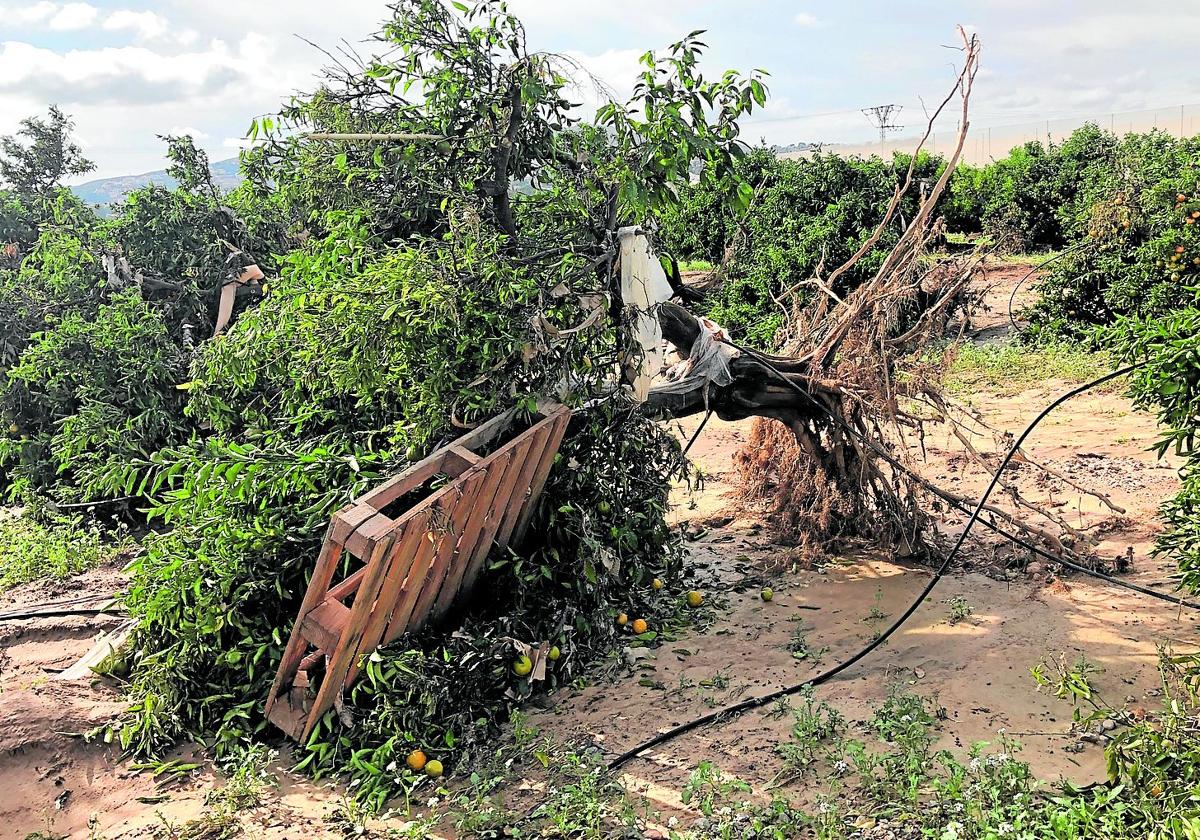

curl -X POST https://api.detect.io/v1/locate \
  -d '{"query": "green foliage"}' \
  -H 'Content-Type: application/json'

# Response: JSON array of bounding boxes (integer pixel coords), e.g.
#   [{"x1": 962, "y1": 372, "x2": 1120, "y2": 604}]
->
[
  {"x1": 944, "y1": 123, "x2": 1117, "y2": 253},
  {"x1": 1106, "y1": 302, "x2": 1200, "y2": 590},
  {"x1": 0, "y1": 508, "x2": 124, "y2": 592},
  {"x1": 0, "y1": 105, "x2": 94, "y2": 206},
  {"x1": 2, "y1": 289, "x2": 191, "y2": 500},
  {"x1": 1023, "y1": 131, "x2": 1200, "y2": 337},
  {"x1": 662, "y1": 148, "x2": 943, "y2": 346}
]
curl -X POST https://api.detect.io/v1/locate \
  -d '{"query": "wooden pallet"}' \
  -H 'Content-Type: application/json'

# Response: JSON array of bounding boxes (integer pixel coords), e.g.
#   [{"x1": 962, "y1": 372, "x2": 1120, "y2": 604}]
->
[{"x1": 265, "y1": 404, "x2": 571, "y2": 741}]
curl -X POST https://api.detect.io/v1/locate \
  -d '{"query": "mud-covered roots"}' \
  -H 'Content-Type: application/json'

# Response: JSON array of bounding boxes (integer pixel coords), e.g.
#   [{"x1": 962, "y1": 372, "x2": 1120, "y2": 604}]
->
[
  {"x1": 736, "y1": 418, "x2": 858, "y2": 549},
  {"x1": 735, "y1": 412, "x2": 929, "y2": 557}
]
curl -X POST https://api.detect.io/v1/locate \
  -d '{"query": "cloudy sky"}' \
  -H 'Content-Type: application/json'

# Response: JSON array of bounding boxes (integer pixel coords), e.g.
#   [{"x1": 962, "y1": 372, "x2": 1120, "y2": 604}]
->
[{"x1": 2, "y1": 0, "x2": 1199, "y2": 181}]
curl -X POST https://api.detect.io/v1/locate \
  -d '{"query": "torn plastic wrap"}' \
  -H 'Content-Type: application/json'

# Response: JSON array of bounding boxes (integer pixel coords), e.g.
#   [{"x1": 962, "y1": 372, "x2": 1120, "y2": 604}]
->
[
  {"x1": 656, "y1": 315, "x2": 736, "y2": 401},
  {"x1": 618, "y1": 226, "x2": 674, "y2": 402}
]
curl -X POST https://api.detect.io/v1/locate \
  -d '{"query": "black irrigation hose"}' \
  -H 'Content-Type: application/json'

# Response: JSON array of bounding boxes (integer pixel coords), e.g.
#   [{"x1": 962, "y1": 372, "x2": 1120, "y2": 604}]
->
[
  {"x1": 0, "y1": 598, "x2": 123, "y2": 623},
  {"x1": 1006, "y1": 245, "x2": 1084, "y2": 332},
  {"x1": 607, "y1": 357, "x2": 1145, "y2": 772},
  {"x1": 936, "y1": 492, "x2": 1200, "y2": 612},
  {"x1": 681, "y1": 409, "x2": 713, "y2": 458}
]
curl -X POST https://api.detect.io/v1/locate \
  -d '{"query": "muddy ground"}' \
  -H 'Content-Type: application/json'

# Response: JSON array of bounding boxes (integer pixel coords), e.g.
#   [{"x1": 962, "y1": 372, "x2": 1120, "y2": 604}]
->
[{"x1": 1, "y1": 260, "x2": 1195, "y2": 838}]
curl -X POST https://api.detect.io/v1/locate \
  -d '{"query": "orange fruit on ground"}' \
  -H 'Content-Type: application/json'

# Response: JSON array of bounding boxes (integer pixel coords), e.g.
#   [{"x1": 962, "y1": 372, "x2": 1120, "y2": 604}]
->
[
  {"x1": 617, "y1": 612, "x2": 629, "y2": 626},
  {"x1": 406, "y1": 750, "x2": 427, "y2": 772},
  {"x1": 686, "y1": 590, "x2": 704, "y2": 608},
  {"x1": 425, "y1": 759, "x2": 444, "y2": 778},
  {"x1": 631, "y1": 618, "x2": 648, "y2": 634}
]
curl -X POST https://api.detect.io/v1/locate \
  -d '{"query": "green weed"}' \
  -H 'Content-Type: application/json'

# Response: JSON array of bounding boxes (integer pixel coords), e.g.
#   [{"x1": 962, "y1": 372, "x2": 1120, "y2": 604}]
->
[
  {"x1": 0, "y1": 510, "x2": 124, "y2": 592},
  {"x1": 944, "y1": 341, "x2": 1116, "y2": 395}
]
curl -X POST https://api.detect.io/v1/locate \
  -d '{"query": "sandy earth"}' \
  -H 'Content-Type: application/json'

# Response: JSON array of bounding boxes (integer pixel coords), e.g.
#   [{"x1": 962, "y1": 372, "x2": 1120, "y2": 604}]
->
[{"x1": 1, "y1": 261, "x2": 1196, "y2": 838}]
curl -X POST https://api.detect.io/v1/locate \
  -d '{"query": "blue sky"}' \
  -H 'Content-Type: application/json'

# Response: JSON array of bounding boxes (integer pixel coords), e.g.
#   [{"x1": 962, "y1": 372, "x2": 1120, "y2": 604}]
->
[{"x1": 2, "y1": 1, "x2": 1198, "y2": 180}]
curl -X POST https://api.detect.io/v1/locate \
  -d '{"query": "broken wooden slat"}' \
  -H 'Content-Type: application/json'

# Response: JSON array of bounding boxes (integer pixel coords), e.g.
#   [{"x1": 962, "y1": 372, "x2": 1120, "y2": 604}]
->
[
  {"x1": 345, "y1": 510, "x2": 430, "y2": 685},
  {"x1": 301, "y1": 532, "x2": 397, "y2": 740},
  {"x1": 511, "y1": 409, "x2": 571, "y2": 544},
  {"x1": 265, "y1": 523, "x2": 344, "y2": 725}
]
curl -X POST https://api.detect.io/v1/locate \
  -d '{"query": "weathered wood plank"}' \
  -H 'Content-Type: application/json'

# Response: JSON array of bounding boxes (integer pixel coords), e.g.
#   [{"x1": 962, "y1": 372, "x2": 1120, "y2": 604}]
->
[
  {"x1": 431, "y1": 448, "x2": 515, "y2": 620},
  {"x1": 265, "y1": 523, "x2": 343, "y2": 717},
  {"x1": 301, "y1": 532, "x2": 396, "y2": 741},
  {"x1": 345, "y1": 511, "x2": 429, "y2": 684},
  {"x1": 494, "y1": 420, "x2": 555, "y2": 550},
  {"x1": 267, "y1": 405, "x2": 570, "y2": 742},
  {"x1": 510, "y1": 407, "x2": 571, "y2": 545},
  {"x1": 407, "y1": 468, "x2": 488, "y2": 634}
]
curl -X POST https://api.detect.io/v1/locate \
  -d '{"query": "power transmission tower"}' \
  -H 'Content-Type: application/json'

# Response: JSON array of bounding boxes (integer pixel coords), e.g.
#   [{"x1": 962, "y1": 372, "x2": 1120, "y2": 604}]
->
[{"x1": 862, "y1": 104, "x2": 903, "y2": 152}]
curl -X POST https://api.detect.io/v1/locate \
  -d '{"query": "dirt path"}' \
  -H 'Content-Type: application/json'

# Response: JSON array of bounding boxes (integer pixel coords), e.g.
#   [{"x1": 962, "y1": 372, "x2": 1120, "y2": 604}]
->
[{"x1": 1, "y1": 262, "x2": 1195, "y2": 837}]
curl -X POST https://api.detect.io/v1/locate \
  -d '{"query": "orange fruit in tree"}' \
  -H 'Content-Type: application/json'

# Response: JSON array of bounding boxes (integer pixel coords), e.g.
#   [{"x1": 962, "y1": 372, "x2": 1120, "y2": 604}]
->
[
  {"x1": 686, "y1": 590, "x2": 704, "y2": 608},
  {"x1": 513, "y1": 655, "x2": 533, "y2": 677},
  {"x1": 617, "y1": 612, "x2": 629, "y2": 626},
  {"x1": 1192, "y1": 211, "x2": 1200, "y2": 219},
  {"x1": 631, "y1": 618, "x2": 648, "y2": 634},
  {"x1": 425, "y1": 759, "x2": 444, "y2": 778},
  {"x1": 548, "y1": 645, "x2": 561, "y2": 661},
  {"x1": 406, "y1": 750, "x2": 427, "y2": 772},
  {"x1": 1187, "y1": 218, "x2": 1196, "y2": 225},
  {"x1": 1176, "y1": 246, "x2": 1186, "y2": 254},
  {"x1": 1179, "y1": 194, "x2": 1188, "y2": 202},
  {"x1": 651, "y1": 578, "x2": 664, "y2": 591}
]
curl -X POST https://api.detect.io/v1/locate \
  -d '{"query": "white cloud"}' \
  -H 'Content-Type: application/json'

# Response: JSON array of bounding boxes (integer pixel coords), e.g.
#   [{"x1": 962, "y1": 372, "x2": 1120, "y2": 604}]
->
[
  {"x1": 48, "y1": 2, "x2": 98, "y2": 31},
  {"x1": 557, "y1": 48, "x2": 643, "y2": 111},
  {"x1": 4, "y1": 1, "x2": 57, "y2": 25},
  {"x1": 103, "y1": 9, "x2": 170, "y2": 41},
  {"x1": 794, "y1": 12, "x2": 819, "y2": 27},
  {"x1": 168, "y1": 125, "x2": 208, "y2": 140},
  {"x1": 0, "y1": 41, "x2": 248, "y2": 104}
]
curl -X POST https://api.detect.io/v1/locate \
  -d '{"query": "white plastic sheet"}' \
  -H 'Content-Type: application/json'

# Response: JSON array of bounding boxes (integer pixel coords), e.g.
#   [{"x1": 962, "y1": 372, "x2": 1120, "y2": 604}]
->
[{"x1": 618, "y1": 226, "x2": 674, "y2": 402}]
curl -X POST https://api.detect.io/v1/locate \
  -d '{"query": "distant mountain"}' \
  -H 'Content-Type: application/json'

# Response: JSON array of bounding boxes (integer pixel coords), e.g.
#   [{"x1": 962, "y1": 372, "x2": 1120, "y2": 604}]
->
[{"x1": 71, "y1": 157, "x2": 242, "y2": 212}]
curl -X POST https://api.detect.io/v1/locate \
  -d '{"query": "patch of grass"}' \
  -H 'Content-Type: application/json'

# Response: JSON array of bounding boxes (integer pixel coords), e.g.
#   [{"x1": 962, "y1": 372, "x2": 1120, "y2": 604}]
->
[
  {"x1": 0, "y1": 510, "x2": 126, "y2": 592},
  {"x1": 677, "y1": 258, "x2": 714, "y2": 272},
  {"x1": 206, "y1": 744, "x2": 277, "y2": 812},
  {"x1": 989, "y1": 249, "x2": 1062, "y2": 266},
  {"x1": 944, "y1": 341, "x2": 1117, "y2": 396}
]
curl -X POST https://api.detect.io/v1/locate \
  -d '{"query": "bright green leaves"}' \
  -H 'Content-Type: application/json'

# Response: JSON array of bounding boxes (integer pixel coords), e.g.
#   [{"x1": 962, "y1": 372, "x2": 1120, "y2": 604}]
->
[{"x1": 594, "y1": 30, "x2": 769, "y2": 223}]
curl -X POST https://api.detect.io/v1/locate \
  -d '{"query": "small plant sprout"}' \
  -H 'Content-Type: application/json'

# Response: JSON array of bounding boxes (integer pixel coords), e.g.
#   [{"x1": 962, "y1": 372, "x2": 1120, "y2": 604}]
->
[{"x1": 946, "y1": 595, "x2": 973, "y2": 625}]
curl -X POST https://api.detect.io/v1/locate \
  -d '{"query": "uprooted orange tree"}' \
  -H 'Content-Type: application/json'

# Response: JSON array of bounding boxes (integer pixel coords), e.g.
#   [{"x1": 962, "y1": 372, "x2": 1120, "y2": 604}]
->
[{"x1": 3, "y1": 0, "x2": 1200, "y2": 818}]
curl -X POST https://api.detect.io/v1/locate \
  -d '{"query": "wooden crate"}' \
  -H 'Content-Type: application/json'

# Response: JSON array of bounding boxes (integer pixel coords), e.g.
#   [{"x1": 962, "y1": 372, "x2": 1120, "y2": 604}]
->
[{"x1": 265, "y1": 403, "x2": 571, "y2": 741}]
